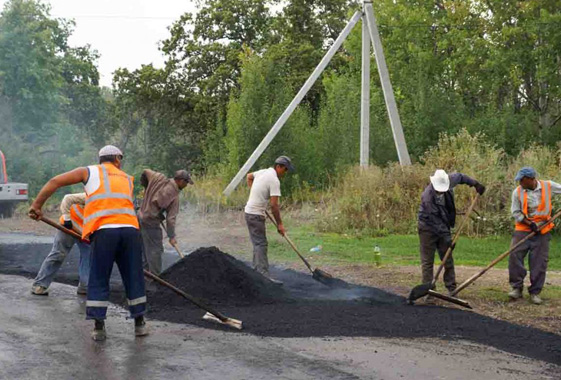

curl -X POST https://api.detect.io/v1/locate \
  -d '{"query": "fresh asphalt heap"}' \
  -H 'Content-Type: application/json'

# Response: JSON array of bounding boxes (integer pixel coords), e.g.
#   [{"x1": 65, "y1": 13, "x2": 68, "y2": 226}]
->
[{"x1": 1, "y1": 240, "x2": 561, "y2": 364}]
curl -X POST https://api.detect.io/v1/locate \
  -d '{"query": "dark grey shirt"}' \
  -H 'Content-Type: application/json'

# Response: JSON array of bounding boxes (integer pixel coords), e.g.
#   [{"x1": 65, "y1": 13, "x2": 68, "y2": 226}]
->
[{"x1": 418, "y1": 173, "x2": 477, "y2": 235}]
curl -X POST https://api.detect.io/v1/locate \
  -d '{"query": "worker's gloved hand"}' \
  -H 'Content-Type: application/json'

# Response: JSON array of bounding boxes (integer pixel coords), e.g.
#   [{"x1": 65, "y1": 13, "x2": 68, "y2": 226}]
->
[
  {"x1": 169, "y1": 237, "x2": 178, "y2": 246},
  {"x1": 474, "y1": 182, "x2": 486, "y2": 195},
  {"x1": 529, "y1": 222, "x2": 539, "y2": 233},
  {"x1": 63, "y1": 220, "x2": 73, "y2": 230}
]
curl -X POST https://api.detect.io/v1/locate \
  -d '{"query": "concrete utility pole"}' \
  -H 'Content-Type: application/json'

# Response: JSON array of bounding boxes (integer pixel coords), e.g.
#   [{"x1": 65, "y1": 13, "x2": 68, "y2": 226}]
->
[
  {"x1": 364, "y1": 2, "x2": 411, "y2": 165},
  {"x1": 360, "y1": 6, "x2": 371, "y2": 168},
  {"x1": 223, "y1": 11, "x2": 363, "y2": 196},
  {"x1": 223, "y1": 2, "x2": 412, "y2": 196}
]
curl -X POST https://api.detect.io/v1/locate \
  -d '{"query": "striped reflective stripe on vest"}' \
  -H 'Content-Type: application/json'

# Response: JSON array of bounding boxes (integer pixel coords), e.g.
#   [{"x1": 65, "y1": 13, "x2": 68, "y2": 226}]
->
[
  {"x1": 83, "y1": 208, "x2": 137, "y2": 225},
  {"x1": 72, "y1": 204, "x2": 84, "y2": 220},
  {"x1": 535, "y1": 181, "x2": 551, "y2": 216},
  {"x1": 85, "y1": 164, "x2": 134, "y2": 205},
  {"x1": 517, "y1": 181, "x2": 551, "y2": 217},
  {"x1": 70, "y1": 205, "x2": 84, "y2": 234}
]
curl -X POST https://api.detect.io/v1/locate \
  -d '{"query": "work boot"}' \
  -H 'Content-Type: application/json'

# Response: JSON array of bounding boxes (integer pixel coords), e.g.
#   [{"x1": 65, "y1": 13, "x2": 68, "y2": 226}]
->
[
  {"x1": 30, "y1": 285, "x2": 49, "y2": 296},
  {"x1": 530, "y1": 294, "x2": 543, "y2": 305},
  {"x1": 134, "y1": 316, "x2": 149, "y2": 337},
  {"x1": 508, "y1": 288, "x2": 523, "y2": 300},
  {"x1": 76, "y1": 283, "x2": 87, "y2": 295},
  {"x1": 91, "y1": 320, "x2": 106, "y2": 341}
]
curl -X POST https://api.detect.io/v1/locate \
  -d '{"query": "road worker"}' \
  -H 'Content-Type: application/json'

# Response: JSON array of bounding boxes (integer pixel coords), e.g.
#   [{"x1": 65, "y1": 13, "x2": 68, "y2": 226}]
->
[
  {"x1": 31, "y1": 193, "x2": 90, "y2": 296},
  {"x1": 29, "y1": 145, "x2": 147, "y2": 341}
]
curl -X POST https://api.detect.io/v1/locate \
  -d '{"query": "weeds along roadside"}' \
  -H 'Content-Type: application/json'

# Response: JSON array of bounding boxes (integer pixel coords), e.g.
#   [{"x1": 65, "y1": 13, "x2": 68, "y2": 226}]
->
[{"x1": 181, "y1": 129, "x2": 561, "y2": 238}]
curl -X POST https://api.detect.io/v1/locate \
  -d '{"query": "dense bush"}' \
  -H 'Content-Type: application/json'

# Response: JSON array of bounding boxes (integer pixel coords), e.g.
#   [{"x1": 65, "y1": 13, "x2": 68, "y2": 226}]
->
[{"x1": 319, "y1": 130, "x2": 561, "y2": 236}]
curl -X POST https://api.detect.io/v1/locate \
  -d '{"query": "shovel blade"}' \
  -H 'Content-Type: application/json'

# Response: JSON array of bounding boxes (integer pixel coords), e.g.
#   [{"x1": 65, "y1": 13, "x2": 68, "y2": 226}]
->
[
  {"x1": 407, "y1": 283, "x2": 432, "y2": 303},
  {"x1": 312, "y1": 268, "x2": 342, "y2": 287}
]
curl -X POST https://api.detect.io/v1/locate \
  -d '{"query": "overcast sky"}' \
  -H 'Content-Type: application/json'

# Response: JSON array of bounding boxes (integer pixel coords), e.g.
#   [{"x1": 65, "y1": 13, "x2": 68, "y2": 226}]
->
[{"x1": 0, "y1": 0, "x2": 197, "y2": 87}]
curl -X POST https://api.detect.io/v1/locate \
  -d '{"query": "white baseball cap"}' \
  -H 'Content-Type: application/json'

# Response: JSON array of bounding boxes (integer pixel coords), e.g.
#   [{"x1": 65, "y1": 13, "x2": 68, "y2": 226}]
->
[
  {"x1": 430, "y1": 169, "x2": 450, "y2": 192},
  {"x1": 98, "y1": 145, "x2": 123, "y2": 157}
]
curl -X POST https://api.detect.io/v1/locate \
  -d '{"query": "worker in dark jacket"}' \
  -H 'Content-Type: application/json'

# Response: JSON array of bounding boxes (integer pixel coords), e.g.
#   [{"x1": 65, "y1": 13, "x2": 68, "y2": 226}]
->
[{"x1": 418, "y1": 170, "x2": 486, "y2": 296}]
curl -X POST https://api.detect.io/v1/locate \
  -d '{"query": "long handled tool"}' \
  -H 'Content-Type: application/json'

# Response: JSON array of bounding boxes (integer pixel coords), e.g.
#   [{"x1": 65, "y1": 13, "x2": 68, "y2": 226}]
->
[
  {"x1": 264, "y1": 211, "x2": 335, "y2": 285},
  {"x1": 160, "y1": 221, "x2": 185, "y2": 259},
  {"x1": 39, "y1": 216, "x2": 242, "y2": 330},
  {"x1": 434, "y1": 210, "x2": 561, "y2": 309},
  {"x1": 408, "y1": 194, "x2": 479, "y2": 307}
]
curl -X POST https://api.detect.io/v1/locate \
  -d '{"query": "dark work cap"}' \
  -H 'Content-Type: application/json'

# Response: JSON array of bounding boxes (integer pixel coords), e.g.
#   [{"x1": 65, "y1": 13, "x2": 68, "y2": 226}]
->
[
  {"x1": 514, "y1": 167, "x2": 537, "y2": 182},
  {"x1": 274, "y1": 156, "x2": 295, "y2": 172},
  {"x1": 174, "y1": 169, "x2": 194, "y2": 184}
]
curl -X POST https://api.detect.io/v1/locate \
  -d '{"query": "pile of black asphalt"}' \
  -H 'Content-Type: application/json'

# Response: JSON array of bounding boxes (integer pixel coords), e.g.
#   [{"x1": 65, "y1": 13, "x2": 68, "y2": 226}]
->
[
  {"x1": 147, "y1": 247, "x2": 561, "y2": 365},
  {"x1": 1, "y1": 241, "x2": 560, "y2": 365}
]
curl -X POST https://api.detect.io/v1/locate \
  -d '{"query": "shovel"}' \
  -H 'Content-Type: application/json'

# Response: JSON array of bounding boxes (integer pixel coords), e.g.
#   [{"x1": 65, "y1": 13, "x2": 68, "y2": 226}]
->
[
  {"x1": 39, "y1": 215, "x2": 242, "y2": 330},
  {"x1": 264, "y1": 211, "x2": 335, "y2": 286},
  {"x1": 408, "y1": 194, "x2": 479, "y2": 306},
  {"x1": 434, "y1": 210, "x2": 561, "y2": 309}
]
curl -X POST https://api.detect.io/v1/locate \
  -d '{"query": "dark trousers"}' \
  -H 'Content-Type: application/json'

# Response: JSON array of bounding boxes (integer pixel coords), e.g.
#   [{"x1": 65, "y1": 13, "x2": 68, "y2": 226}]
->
[
  {"x1": 86, "y1": 227, "x2": 146, "y2": 320},
  {"x1": 509, "y1": 231, "x2": 550, "y2": 295},
  {"x1": 140, "y1": 220, "x2": 164, "y2": 275},
  {"x1": 419, "y1": 228, "x2": 456, "y2": 291},
  {"x1": 245, "y1": 213, "x2": 269, "y2": 275}
]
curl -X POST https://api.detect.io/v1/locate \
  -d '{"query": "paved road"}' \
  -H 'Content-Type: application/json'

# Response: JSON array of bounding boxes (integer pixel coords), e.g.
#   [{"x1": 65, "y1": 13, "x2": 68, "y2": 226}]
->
[{"x1": 0, "y1": 274, "x2": 559, "y2": 380}]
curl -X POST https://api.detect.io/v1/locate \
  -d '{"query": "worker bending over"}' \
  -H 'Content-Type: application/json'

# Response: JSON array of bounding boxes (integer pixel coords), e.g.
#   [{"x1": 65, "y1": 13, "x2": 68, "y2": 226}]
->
[
  {"x1": 418, "y1": 169, "x2": 485, "y2": 299},
  {"x1": 138, "y1": 169, "x2": 193, "y2": 275},
  {"x1": 509, "y1": 167, "x2": 561, "y2": 305},
  {"x1": 245, "y1": 156, "x2": 294, "y2": 285},
  {"x1": 31, "y1": 193, "x2": 90, "y2": 296},
  {"x1": 29, "y1": 145, "x2": 147, "y2": 341}
]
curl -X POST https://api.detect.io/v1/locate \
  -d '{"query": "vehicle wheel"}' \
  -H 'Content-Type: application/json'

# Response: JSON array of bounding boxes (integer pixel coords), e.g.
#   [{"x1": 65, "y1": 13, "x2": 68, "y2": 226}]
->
[{"x1": 0, "y1": 203, "x2": 14, "y2": 218}]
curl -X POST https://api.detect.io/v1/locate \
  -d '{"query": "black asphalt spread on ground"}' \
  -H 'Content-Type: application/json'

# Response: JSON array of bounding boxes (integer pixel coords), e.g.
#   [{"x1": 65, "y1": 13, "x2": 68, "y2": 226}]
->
[{"x1": 2, "y1": 242, "x2": 561, "y2": 364}]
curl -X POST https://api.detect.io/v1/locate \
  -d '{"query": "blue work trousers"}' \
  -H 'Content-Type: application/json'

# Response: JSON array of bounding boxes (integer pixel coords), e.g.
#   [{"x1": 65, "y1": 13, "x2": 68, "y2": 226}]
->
[
  {"x1": 86, "y1": 227, "x2": 146, "y2": 320},
  {"x1": 33, "y1": 230, "x2": 91, "y2": 288}
]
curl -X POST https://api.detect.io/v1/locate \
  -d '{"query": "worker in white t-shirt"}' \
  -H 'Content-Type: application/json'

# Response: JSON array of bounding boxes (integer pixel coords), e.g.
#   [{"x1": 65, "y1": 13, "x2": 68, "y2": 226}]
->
[{"x1": 245, "y1": 156, "x2": 294, "y2": 284}]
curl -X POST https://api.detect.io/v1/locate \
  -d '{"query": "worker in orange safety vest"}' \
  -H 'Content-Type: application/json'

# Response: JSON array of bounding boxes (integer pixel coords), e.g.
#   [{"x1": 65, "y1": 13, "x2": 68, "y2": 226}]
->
[{"x1": 29, "y1": 145, "x2": 147, "y2": 341}]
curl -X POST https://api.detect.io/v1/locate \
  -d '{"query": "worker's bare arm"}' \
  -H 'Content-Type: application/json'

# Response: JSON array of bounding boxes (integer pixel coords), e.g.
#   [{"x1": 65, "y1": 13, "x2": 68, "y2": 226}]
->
[
  {"x1": 270, "y1": 196, "x2": 285, "y2": 235},
  {"x1": 247, "y1": 173, "x2": 254, "y2": 188},
  {"x1": 29, "y1": 167, "x2": 89, "y2": 219}
]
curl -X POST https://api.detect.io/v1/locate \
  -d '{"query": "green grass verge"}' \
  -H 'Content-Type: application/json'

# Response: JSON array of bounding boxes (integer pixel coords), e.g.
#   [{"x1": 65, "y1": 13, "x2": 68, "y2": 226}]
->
[{"x1": 256, "y1": 224, "x2": 561, "y2": 270}]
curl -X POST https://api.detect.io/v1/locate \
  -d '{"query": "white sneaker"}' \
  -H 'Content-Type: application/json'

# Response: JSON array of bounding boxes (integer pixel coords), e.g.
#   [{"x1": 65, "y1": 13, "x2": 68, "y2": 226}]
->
[
  {"x1": 508, "y1": 288, "x2": 522, "y2": 299},
  {"x1": 530, "y1": 294, "x2": 543, "y2": 305}
]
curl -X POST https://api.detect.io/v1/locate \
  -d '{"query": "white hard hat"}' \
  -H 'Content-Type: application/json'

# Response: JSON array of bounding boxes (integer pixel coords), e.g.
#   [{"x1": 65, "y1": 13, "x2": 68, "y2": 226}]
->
[
  {"x1": 98, "y1": 145, "x2": 123, "y2": 157},
  {"x1": 430, "y1": 169, "x2": 450, "y2": 192}
]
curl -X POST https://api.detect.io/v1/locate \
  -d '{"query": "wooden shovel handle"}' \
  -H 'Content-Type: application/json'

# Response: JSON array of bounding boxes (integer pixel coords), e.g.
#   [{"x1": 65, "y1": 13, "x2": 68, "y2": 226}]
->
[
  {"x1": 264, "y1": 211, "x2": 314, "y2": 273},
  {"x1": 160, "y1": 221, "x2": 184, "y2": 258},
  {"x1": 39, "y1": 216, "x2": 85, "y2": 242},
  {"x1": 451, "y1": 209, "x2": 561, "y2": 296},
  {"x1": 432, "y1": 194, "x2": 479, "y2": 285}
]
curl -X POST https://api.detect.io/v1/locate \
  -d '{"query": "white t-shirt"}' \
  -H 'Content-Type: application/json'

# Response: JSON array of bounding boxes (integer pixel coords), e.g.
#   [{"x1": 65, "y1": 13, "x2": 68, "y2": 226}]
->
[{"x1": 244, "y1": 168, "x2": 281, "y2": 216}]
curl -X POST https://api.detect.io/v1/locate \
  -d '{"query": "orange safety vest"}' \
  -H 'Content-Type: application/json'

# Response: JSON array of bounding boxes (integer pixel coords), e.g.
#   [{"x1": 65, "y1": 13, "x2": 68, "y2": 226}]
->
[
  {"x1": 59, "y1": 204, "x2": 85, "y2": 235},
  {"x1": 515, "y1": 180, "x2": 554, "y2": 234},
  {"x1": 82, "y1": 163, "x2": 139, "y2": 238}
]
